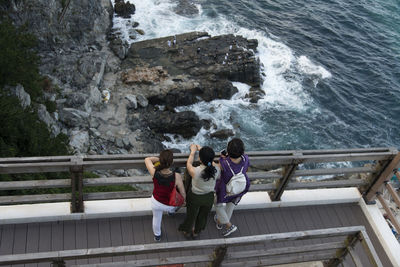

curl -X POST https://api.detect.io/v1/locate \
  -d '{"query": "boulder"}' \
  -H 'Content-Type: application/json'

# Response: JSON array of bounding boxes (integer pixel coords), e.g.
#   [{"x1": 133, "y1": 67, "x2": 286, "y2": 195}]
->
[
  {"x1": 125, "y1": 94, "x2": 138, "y2": 109},
  {"x1": 210, "y1": 129, "x2": 235, "y2": 139},
  {"x1": 7, "y1": 84, "x2": 31, "y2": 108},
  {"x1": 174, "y1": 0, "x2": 199, "y2": 17},
  {"x1": 69, "y1": 130, "x2": 90, "y2": 153},
  {"x1": 136, "y1": 94, "x2": 149, "y2": 108},
  {"x1": 114, "y1": 0, "x2": 136, "y2": 18},
  {"x1": 145, "y1": 110, "x2": 202, "y2": 138},
  {"x1": 59, "y1": 108, "x2": 90, "y2": 128},
  {"x1": 37, "y1": 104, "x2": 61, "y2": 136}
]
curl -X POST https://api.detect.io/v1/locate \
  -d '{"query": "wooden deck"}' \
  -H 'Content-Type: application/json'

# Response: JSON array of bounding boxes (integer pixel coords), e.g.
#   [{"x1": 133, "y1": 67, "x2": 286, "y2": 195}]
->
[{"x1": 0, "y1": 203, "x2": 392, "y2": 266}]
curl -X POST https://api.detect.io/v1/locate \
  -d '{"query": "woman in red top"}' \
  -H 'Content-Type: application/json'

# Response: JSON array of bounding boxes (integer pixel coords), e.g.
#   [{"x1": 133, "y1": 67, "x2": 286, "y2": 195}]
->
[{"x1": 145, "y1": 150, "x2": 186, "y2": 241}]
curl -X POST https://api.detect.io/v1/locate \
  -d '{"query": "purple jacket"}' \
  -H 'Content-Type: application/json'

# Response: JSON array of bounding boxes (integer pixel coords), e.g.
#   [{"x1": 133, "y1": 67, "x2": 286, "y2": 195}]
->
[{"x1": 215, "y1": 154, "x2": 250, "y2": 204}]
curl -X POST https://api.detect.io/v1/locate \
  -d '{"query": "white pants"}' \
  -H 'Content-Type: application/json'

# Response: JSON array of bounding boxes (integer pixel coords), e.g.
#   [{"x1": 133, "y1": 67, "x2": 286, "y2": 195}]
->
[
  {"x1": 215, "y1": 202, "x2": 235, "y2": 224},
  {"x1": 151, "y1": 195, "x2": 176, "y2": 236}
]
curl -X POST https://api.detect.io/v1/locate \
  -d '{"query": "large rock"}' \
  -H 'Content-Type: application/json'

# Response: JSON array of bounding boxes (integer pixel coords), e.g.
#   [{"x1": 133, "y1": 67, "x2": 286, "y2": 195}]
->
[
  {"x1": 124, "y1": 32, "x2": 262, "y2": 107},
  {"x1": 6, "y1": 84, "x2": 31, "y2": 108},
  {"x1": 37, "y1": 104, "x2": 61, "y2": 136},
  {"x1": 59, "y1": 108, "x2": 90, "y2": 128},
  {"x1": 174, "y1": 0, "x2": 199, "y2": 17},
  {"x1": 69, "y1": 130, "x2": 90, "y2": 153},
  {"x1": 145, "y1": 110, "x2": 202, "y2": 138},
  {"x1": 114, "y1": 0, "x2": 135, "y2": 18}
]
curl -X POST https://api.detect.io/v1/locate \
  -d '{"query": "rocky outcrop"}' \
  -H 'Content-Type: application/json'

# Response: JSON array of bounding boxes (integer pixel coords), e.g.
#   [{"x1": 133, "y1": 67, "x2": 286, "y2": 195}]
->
[
  {"x1": 174, "y1": 0, "x2": 199, "y2": 17},
  {"x1": 2, "y1": 1, "x2": 263, "y2": 155},
  {"x1": 114, "y1": 0, "x2": 135, "y2": 18}
]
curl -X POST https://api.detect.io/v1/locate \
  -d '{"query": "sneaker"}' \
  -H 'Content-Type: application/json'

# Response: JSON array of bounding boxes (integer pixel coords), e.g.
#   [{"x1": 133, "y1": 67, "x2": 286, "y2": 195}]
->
[
  {"x1": 154, "y1": 235, "x2": 161, "y2": 242},
  {"x1": 214, "y1": 214, "x2": 223, "y2": 230},
  {"x1": 222, "y1": 224, "x2": 237, "y2": 237}
]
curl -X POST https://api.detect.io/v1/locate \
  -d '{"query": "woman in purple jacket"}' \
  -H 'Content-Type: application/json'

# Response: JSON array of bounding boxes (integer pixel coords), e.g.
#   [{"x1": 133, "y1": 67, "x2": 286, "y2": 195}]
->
[{"x1": 214, "y1": 138, "x2": 250, "y2": 237}]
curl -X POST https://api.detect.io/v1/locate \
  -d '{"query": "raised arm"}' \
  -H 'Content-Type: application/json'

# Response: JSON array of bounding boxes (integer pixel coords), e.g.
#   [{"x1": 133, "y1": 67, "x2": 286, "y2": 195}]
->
[
  {"x1": 144, "y1": 156, "x2": 159, "y2": 177},
  {"x1": 186, "y1": 144, "x2": 199, "y2": 178}
]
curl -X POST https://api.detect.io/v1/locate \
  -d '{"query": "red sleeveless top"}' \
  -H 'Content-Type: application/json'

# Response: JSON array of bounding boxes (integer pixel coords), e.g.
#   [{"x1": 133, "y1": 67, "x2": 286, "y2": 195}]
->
[{"x1": 152, "y1": 171, "x2": 175, "y2": 205}]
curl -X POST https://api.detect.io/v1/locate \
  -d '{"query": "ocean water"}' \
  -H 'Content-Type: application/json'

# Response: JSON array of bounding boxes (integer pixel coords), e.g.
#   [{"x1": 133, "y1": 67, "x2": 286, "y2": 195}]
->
[{"x1": 112, "y1": 0, "x2": 400, "y2": 153}]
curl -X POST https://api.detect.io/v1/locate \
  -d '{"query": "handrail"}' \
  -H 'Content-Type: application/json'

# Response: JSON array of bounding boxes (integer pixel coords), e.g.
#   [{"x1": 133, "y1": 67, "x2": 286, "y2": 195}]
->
[
  {"x1": 0, "y1": 147, "x2": 399, "y2": 213},
  {"x1": 0, "y1": 226, "x2": 382, "y2": 267}
]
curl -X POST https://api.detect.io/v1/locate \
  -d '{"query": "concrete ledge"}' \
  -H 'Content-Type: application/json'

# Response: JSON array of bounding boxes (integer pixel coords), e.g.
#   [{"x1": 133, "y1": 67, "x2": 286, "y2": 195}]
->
[
  {"x1": 359, "y1": 199, "x2": 400, "y2": 267},
  {"x1": 0, "y1": 188, "x2": 361, "y2": 225}
]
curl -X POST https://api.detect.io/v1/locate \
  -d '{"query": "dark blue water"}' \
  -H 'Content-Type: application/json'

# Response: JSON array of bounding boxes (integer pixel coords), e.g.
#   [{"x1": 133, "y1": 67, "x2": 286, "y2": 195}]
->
[
  {"x1": 209, "y1": 0, "x2": 400, "y2": 150},
  {"x1": 125, "y1": 0, "x2": 400, "y2": 151}
]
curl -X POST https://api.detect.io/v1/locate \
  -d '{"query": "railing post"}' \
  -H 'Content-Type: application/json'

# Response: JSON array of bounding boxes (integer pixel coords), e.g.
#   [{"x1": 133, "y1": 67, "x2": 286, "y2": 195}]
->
[
  {"x1": 376, "y1": 192, "x2": 400, "y2": 234},
  {"x1": 211, "y1": 245, "x2": 227, "y2": 267},
  {"x1": 70, "y1": 156, "x2": 84, "y2": 213},
  {"x1": 363, "y1": 151, "x2": 400, "y2": 202},
  {"x1": 384, "y1": 182, "x2": 400, "y2": 208},
  {"x1": 270, "y1": 152, "x2": 302, "y2": 201}
]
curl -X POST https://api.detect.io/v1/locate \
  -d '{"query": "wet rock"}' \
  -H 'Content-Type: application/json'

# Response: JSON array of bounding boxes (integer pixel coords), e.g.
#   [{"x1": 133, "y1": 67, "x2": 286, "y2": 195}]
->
[
  {"x1": 210, "y1": 129, "x2": 235, "y2": 139},
  {"x1": 135, "y1": 29, "x2": 145, "y2": 35},
  {"x1": 114, "y1": 0, "x2": 136, "y2": 18},
  {"x1": 110, "y1": 38, "x2": 129, "y2": 60},
  {"x1": 145, "y1": 110, "x2": 202, "y2": 138},
  {"x1": 174, "y1": 0, "x2": 199, "y2": 17}
]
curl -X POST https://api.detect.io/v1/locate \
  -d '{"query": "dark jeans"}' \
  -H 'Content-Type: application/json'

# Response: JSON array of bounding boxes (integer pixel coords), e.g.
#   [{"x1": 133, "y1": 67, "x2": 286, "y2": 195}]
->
[{"x1": 178, "y1": 190, "x2": 214, "y2": 234}]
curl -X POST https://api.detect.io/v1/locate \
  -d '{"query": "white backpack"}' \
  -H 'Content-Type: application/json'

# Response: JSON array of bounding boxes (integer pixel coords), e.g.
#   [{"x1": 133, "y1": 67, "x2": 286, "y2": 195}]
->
[{"x1": 225, "y1": 157, "x2": 247, "y2": 196}]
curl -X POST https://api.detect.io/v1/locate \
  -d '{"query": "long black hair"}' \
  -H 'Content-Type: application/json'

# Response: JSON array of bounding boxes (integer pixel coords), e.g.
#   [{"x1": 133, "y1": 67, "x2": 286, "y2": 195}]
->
[
  {"x1": 199, "y1": 146, "x2": 217, "y2": 181},
  {"x1": 155, "y1": 149, "x2": 173, "y2": 172}
]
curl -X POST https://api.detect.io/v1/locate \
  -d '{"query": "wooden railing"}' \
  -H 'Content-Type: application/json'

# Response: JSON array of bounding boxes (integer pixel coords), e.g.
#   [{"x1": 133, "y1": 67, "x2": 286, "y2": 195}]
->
[
  {"x1": 1, "y1": 147, "x2": 399, "y2": 215},
  {"x1": 0, "y1": 226, "x2": 382, "y2": 267}
]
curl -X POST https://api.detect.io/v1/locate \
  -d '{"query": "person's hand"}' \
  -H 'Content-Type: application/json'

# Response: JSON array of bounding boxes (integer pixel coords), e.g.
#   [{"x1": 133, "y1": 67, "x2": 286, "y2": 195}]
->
[
  {"x1": 196, "y1": 144, "x2": 202, "y2": 150},
  {"x1": 190, "y1": 144, "x2": 198, "y2": 153}
]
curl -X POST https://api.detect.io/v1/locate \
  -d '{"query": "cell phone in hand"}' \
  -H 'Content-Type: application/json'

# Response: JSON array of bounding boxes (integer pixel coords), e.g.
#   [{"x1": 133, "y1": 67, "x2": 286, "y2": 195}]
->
[{"x1": 220, "y1": 149, "x2": 227, "y2": 156}]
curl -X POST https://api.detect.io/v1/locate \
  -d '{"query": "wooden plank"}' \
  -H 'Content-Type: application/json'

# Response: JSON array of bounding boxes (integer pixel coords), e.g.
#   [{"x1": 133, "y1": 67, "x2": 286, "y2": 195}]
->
[
  {"x1": 37, "y1": 222, "x2": 51, "y2": 267},
  {"x1": 385, "y1": 182, "x2": 400, "y2": 208},
  {"x1": 98, "y1": 219, "x2": 112, "y2": 263},
  {"x1": 73, "y1": 254, "x2": 213, "y2": 267},
  {"x1": 120, "y1": 217, "x2": 135, "y2": 262},
  {"x1": 0, "y1": 156, "x2": 72, "y2": 164},
  {"x1": 0, "y1": 179, "x2": 70, "y2": 190},
  {"x1": 13, "y1": 223, "x2": 27, "y2": 267},
  {"x1": 109, "y1": 218, "x2": 124, "y2": 263},
  {"x1": 83, "y1": 191, "x2": 152, "y2": 201},
  {"x1": 286, "y1": 179, "x2": 367, "y2": 190},
  {"x1": 222, "y1": 251, "x2": 336, "y2": 267},
  {"x1": 51, "y1": 221, "x2": 63, "y2": 251},
  {"x1": 0, "y1": 193, "x2": 70, "y2": 205},
  {"x1": 132, "y1": 216, "x2": 146, "y2": 261},
  {"x1": 365, "y1": 152, "x2": 400, "y2": 201},
  {"x1": 86, "y1": 220, "x2": 100, "y2": 264},
  {"x1": 359, "y1": 230, "x2": 383, "y2": 267},
  {"x1": 226, "y1": 241, "x2": 343, "y2": 259},
  {"x1": 0, "y1": 225, "x2": 14, "y2": 255},
  {"x1": 348, "y1": 245, "x2": 364, "y2": 267},
  {"x1": 0, "y1": 227, "x2": 364, "y2": 265},
  {"x1": 0, "y1": 162, "x2": 71, "y2": 174},
  {"x1": 26, "y1": 223, "x2": 40, "y2": 267},
  {"x1": 75, "y1": 220, "x2": 88, "y2": 265},
  {"x1": 63, "y1": 221, "x2": 76, "y2": 266},
  {"x1": 293, "y1": 166, "x2": 375, "y2": 177},
  {"x1": 271, "y1": 163, "x2": 298, "y2": 201},
  {"x1": 376, "y1": 194, "x2": 400, "y2": 234}
]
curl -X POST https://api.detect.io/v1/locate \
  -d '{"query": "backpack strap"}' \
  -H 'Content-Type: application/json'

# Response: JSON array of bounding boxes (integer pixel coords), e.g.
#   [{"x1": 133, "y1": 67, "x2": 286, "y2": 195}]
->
[{"x1": 225, "y1": 156, "x2": 245, "y2": 175}]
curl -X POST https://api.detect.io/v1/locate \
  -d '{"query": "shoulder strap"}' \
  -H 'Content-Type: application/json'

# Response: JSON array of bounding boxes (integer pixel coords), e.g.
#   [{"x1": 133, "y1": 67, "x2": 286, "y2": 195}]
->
[{"x1": 226, "y1": 157, "x2": 245, "y2": 175}]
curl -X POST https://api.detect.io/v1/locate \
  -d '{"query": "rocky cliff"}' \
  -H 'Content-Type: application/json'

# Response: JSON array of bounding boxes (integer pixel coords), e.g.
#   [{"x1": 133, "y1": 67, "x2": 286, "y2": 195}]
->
[{"x1": 1, "y1": 0, "x2": 262, "y2": 156}]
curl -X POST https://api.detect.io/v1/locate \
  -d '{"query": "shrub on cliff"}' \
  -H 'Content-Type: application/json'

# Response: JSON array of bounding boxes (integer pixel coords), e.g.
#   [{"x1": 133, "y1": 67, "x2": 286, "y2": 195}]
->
[{"x1": 0, "y1": 20, "x2": 42, "y2": 98}]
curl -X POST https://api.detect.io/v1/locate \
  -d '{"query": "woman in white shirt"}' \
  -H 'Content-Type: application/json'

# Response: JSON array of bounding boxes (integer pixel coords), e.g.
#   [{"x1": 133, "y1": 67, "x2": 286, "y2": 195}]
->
[{"x1": 178, "y1": 144, "x2": 220, "y2": 239}]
